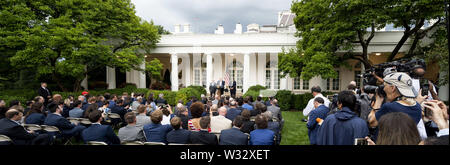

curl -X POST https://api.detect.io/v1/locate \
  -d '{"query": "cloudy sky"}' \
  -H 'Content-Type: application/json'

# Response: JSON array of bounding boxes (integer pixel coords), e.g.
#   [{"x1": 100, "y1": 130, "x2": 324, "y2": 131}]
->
[{"x1": 131, "y1": 0, "x2": 293, "y2": 34}]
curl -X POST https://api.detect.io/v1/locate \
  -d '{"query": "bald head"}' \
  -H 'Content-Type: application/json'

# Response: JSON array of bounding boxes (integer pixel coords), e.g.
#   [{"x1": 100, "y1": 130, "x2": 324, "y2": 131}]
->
[
  {"x1": 218, "y1": 107, "x2": 227, "y2": 116},
  {"x1": 6, "y1": 109, "x2": 22, "y2": 121}
]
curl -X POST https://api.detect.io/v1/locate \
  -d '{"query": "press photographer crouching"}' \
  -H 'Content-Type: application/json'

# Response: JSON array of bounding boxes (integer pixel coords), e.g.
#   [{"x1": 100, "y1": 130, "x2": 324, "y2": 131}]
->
[{"x1": 368, "y1": 72, "x2": 427, "y2": 141}]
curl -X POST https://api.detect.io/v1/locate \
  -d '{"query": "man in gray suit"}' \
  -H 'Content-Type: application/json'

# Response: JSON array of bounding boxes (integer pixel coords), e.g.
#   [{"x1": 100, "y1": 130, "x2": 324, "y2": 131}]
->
[
  {"x1": 118, "y1": 112, "x2": 145, "y2": 142},
  {"x1": 267, "y1": 99, "x2": 282, "y2": 122}
]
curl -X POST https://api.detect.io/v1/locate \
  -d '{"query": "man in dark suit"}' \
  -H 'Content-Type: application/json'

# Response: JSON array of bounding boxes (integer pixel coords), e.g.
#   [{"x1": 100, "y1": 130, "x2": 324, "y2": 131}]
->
[
  {"x1": 44, "y1": 102, "x2": 85, "y2": 140},
  {"x1": 209, "y1": 81, "x2": 216, "y2": 98},
  {"x1": 110, "y1": 99, "x2": 129, "y2": 124},
  {"x1": 81, "y1": 110, "x2": 120, "y2": 145},
  {"x1": 189, "y1": 116, "x2": 218, "y2": 145},
  {"x1": 229, "y1": 79, "x2": 237, "y2": 98},
  {"x1": 217, "y1": 78, "x2": 225, "y2": 96},
  {"x1": 306, "y1": 97, "x2": 329, "y2": 145},
  {"x1": 166, "y1": 117, "x2": 191, "y2": 144},
  {"x1": 155, "y1": 93, "x2": 168, "y2": 105},
  {"x1": 37, "y1": 82, "x2": 52, "y2": 106},
  {"x1": 219, "y1": 116, "x2": 248, "y2": 145},
  {"x1": 0, "y1": 109, "x2": 50, "y2": 145}
]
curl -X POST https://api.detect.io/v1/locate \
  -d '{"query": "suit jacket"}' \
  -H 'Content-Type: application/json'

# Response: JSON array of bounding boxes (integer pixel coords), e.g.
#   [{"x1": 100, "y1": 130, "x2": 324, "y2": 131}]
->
[
  {"x1": 229, "y1": 81, "x2": 237, "y2": 90},
  {"x1": 143, "y1": 123, "x2": 173, "y2": 143},
  {"x1": 267, "y1": 105, "x2": 282, "y2": 121},
  {"x1": 37, "y1": 87, "x2": 51, "y2": 101},
  {"x1": 25, "y1": 113, "x2": 46, "y2": 125},
  {"x1": 210, "y1": 115, "x2": 232, "y2": 133},
  {"x1": 44, "y1": 113, "x2": 75, "y2": 131},
  {"x1": 225, "y1": 108, "x2": 241, "y2": 121},
  {"x1": 219, "y1": 127, "x2": 248, "y2": 145},
  {"x1": 166, "y1": 129, "x2": 191, "y2": 144},
  {"x1": 81, "y1": 124, "x2": 120, "y2": 145},
  {"x1": 0, "y1": 118, "x2": 37, "y2": 145},
  {"x1": 189, "y1": 130, "x2": 218, "y2": 145}
]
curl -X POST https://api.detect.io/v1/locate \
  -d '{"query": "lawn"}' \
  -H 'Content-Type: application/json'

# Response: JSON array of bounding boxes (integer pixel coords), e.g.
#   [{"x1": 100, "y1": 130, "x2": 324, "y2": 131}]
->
[{"x1": 280, "y1": 111, "x2": 310, "y2": 145}]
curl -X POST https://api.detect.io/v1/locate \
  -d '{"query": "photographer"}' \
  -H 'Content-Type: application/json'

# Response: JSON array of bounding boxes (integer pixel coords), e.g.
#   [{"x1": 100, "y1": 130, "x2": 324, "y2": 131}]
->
[
  {"x1": 422, "y1": 100, "x2": 449, "y2": 137},
  {"x1": 368, "y1": 72, "x2": 427, "y2": 140}
]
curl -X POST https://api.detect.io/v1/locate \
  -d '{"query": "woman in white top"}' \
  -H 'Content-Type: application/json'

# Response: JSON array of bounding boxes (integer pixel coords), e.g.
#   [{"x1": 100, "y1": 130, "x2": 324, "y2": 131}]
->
[{"x1": 160, "y1": 105, "x2": 174, "y2": 125}]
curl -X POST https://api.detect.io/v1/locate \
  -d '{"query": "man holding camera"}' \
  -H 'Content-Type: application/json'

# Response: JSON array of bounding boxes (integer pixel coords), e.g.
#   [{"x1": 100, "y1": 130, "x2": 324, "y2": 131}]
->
[{"x1": 368, "y1": 72, "x2": 427, "y2": 140}]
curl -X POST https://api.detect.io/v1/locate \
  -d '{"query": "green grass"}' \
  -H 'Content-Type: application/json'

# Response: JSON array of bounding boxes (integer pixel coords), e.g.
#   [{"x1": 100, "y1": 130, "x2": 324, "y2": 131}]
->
[{"x1": 280, "y1": 111, "x2": 310, "y2": 145}]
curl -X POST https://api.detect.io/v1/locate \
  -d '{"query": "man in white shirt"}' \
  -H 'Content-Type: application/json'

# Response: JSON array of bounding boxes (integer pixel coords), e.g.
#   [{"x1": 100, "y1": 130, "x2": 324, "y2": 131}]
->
[
  {"x1": 211, "y1": 107, "x2": 232, "y2": 134},
  {"x1": 302, "y1": 86, "x2": 330, "y2": 121}
]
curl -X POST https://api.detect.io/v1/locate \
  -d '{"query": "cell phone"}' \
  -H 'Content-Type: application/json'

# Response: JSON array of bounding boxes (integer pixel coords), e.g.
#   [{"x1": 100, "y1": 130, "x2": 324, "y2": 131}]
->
[{"x1": 354, "y1": 138, "x2": 368, "y2": 145}]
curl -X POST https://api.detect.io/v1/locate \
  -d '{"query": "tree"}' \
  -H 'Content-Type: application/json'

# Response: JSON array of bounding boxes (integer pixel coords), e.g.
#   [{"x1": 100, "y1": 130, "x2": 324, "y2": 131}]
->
[
  {"x1": 145, "y1": 58, "x2": 164, "y2": 85},
  {"x1": 386, "y1": 0, "x2": 445, "y2": 61},
  {"x1": 7, "y1": 0, "x2": 160, "y2": 91},
  {"x1": 280, "y1": 0, "x2": 388, "y2": 80}
]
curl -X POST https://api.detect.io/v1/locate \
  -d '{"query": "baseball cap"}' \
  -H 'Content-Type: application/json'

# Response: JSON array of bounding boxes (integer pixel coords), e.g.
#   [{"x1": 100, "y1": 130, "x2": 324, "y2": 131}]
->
[
  {"x1": 82, "y1": 91, "x2": 89, "y2": 95},
  {"x1": 383, "y1": 72, "x2": 415, "y2": 98}
]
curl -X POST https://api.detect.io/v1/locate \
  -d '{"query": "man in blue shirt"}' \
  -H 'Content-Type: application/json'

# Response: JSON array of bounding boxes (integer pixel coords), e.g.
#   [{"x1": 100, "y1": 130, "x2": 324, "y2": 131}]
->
[
  {"x1": 242, "y1": 97, "x2": 254, "y2": 111},
  {"x1": 306, "y1": 97, "x2": 329, "y2": 145},
  {"x1": 69, "y1": 100, "x2": 84, "y2": 118},
  {"x1": 249, "y1": 115, "x2": 274, "y2": 145}
]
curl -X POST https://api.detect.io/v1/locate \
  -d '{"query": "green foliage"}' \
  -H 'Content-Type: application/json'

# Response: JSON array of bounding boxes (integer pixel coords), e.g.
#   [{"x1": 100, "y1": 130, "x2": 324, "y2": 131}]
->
[
  {"x1": 176, "y1": 88, "x2": 199, "y2": 104},
  {"x1": 146, "y1": 58, "x2": 164, "y2": 81},
  {"x1": 243, "y1": 90, "x2": 260, "y2": 100},
  {"x1": 187, "y1": 85, "x2": 207, "y2": 96},
  {"x1": 146, "y1": 90, "x2": 177, "y2": 106},
  {"x1": 274, "y1": 90, "x2": 293, "y2": 111},
  {"x1": 247, "y1": 85, "x2": 267, "y2": 92}
]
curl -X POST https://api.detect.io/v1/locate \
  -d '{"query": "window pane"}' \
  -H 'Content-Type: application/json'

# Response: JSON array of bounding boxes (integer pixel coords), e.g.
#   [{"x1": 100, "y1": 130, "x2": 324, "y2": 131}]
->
[
  {"x1": 302, "y1": 79, "x2": 309, "y2": 90},
  {"x1": 266, "y1": 70, "x2": 271, "y2": 89},
  {"x1": 202, "y1": 68, "x2": 206, "y2": 87},
  {"x1": 274, "y1": 70, "x2": 279, "y2": 89},
  {"x1": 294, "y1": 77, "x2": 300, "y2": 90},
  {"x1": 237, "y1": 70, "x2": 243, "y2": 89},
  {"x1": 332, "y1": 71, "x2": 340, "y2": 91}
]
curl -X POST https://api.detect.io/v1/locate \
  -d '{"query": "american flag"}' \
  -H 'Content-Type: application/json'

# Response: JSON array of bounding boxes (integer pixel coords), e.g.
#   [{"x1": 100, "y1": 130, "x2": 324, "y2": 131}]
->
[{"x1": 224, "y1": 66, "x2": 230, "y2": 87}]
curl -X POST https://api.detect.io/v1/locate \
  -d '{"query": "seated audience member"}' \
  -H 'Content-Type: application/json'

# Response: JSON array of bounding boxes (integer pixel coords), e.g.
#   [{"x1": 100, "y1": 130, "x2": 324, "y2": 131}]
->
[
  {"x1": 69, "y1": 100, "x2": 84, "y2": 118},
  {"x1": 81, "y1": 97, "x2": 96, "y2": 111},
  {"x1": 261, "y1": 110, "x2": 280, "y2": 144},
  {"x1": 175, "y1": 106, "x2": 189, "y2": 130},
  {"x1": 62, "y1": 98, "x2": 72, "y2": 118},
  {"x1": 190, "y1": 116, "x2": 218, "y2": 145},
  {"x1": 23, "y1": 101, "x2": 33, "y2": 117},
  {"x1": 83, "y1": 104, "x2": 99, "y2": 119},
  {"x1": 0, "y1": 99, "x2": 7, "y2": 119},
  {"x1": 249, "y1": 115, "x2": 275, "y2": 145},
  {"x1": 118, "y1": 112, "x2": 145, "y2": 142},
  {"x1": 0, "y1": 109, "x2": 50, "y2": 145},
  {"x1": 211, "y1": 107, "x2": 232, "y2": 133},
  {"x1": 219, "y1": 116, "x2": 249, "y2": 145},
  {"x1": 207, "y1": 104, "x2": 219, "y2": 117},
  {"x1": 240, "y1": 109, "x2": 255, "y2": 134},
  {"x1": 317, "y1": 91, "x2": 368, "y2": 145},
  {"x1": 136, "y1": 105, "x2": 151, "y2": 128},
  {"x1": 25, "y1": 102, "x2": 46, "y2": 125},
  {"x1": 111, "y1": 99, "x2": 129, "y2": 124},
  {"x1": 143, "y1": 109, "x2": 173, "y2": 143},
  {"x1": 242, "y1": 97, "x2": 254, "y2": 111},
  {"x1": 365, "y1": 112, "x2": 421, "y2": 145},
  {"x1": 131, "y1": 96, "x2": 142, "y2": 111},
  {"x1": 226, "y1": 100, "x2": 241, "y2": 121},
  {"x1": 155, "y1": 93, "x2": 168, "y2": 105},
  {"x1": 188, "y1": 102, "x2": 205, "y2": 131},
  {"x1": 44, "y1": 102, "x2": 86, "y2": 140},
  {"x1": 268, "y1": 99, "x2": 282, "y2": 122},
  {"x1": 98, "y1": 100, "x2": 110, "y2": 114},
  {"x1": 161, "y1": 105, "x2": 174, "y2": 125},
  {"x1": 306, "y1": 97, "x2": 329, "y2": 145},
  {"x1": 81, "y1": 110, "x2": 120, "y2": 145},
  {"x1": 166, "y1": 117, "x2": 191, "y2": 144}
]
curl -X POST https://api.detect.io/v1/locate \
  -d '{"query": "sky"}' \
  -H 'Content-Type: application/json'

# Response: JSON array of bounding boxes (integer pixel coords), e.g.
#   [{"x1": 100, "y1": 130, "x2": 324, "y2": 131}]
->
[{"x1": 131, "y1": 0, "x2": 293, "y2": 34}]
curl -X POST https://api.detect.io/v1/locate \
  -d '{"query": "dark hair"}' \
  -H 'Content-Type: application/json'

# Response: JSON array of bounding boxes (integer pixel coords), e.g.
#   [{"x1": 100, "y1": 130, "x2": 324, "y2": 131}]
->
[
  {"x1": 102, "y1": 100, "x2": 109, "y2": 106},
  {"x1": 237, "y1": 97, "x2": 244, "y2": 106},
  {"x1": 161, "y1": 107, "x2": 170, "y2": 116},
  {"x1": 241, "y1": 109, "x2": 251, "y2": 121},
  {"x1": 47, "y1": 102, "x2": 59, "y2": 113},
  {"x1": 83, "y1": 104, "x2": 99, "y2": 118},
  {"x1": 5, "y1": 109, "x2": 21, "y2": 119},
  {"x1": 73, "y1": 100, "x2": 82, "y2": 107},
  {"x1": 233, "y1": 115, "x2": 244, "y2": 128},
  {"x1": 124, "y1": 112, "x2": 136, "y2": 124},
  {"x1": 255, "y1": 103, "x2": 267, "y2": 113},
  {"x1": 337, "y1": 90, "x2": 356, "y2": 112},
  {"x1": 9, "y1": 100, "x2": 20, "y2": 108},
  {"x1": 255, "y1": 115, "x2": 268, "y2": 129},
  {"x1": 311, "y1": 86, "x2": 321, "y2": 93},
  {"x1": 199, "y1": 116, "x2": 210, "y2": 129},
  {"x1": 26, "y1": 102, "x2": 44, "y2": 118},
  {"x1": 377, "y1": 112, "x2": 421, "y2": 145},
  {"x1": 257, "y1": 96, "x2": 262, "y2": 101},
  {"x1": 314, "y1": 97, "x2": 324, "y2": 104},
  {"x1": 104, "y1": 93, "x2": 111, "y2": 100},
  {"x1": 88, "y1": 110, "x2": 102, "y2": 123},
  {"x1": 347, "y1": 84, "x2": 357, "y2": 90},
  {"x1": 190, "y1": 102, "x2": 204, "y2": 118},
  {"x1": 423, "y1": 135, "x2": 449, "y2": 145},
  {"x1": 170, "y1": 117, "x2": 182, "y2": 130}
]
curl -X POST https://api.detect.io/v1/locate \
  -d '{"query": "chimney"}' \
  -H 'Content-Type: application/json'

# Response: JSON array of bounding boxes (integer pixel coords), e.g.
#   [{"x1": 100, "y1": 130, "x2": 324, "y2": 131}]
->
[
  {"x1": 174, "y1": 24, "x2": 181, "y2": 33},
  {"x1": 183, "y1": 24, "x2": 190, "y2": 33},
  {"x1": 234, "y1": 23, "x2": 242, "y2": 34},
  {"x1": 215, "y1": 24, "x2": 224, "y2": 34}
]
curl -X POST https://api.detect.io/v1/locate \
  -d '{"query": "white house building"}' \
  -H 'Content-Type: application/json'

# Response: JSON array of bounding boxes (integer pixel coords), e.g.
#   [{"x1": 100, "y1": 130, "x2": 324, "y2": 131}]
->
[{"x1": 102, "y1": 11, "x2": 448, "y2": 101}]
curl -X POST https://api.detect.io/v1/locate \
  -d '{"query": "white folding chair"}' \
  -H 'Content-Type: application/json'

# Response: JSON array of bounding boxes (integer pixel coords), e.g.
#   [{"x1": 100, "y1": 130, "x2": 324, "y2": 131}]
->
[
  {"x1": 121, "y1": 141, "x2": 144, "y2": 145},
  {"x1": 144, "y1": 142, "x2": 166, "y2": 145},
  {"x1": 22, "y1": 124, "x2": 42, "y2": 131},
  {"x1": 87, "y1": 141, "x2": 108, "y2": 145},
  {"x1": 0, "y1": 135, "x2": 12, "y2": 144}
]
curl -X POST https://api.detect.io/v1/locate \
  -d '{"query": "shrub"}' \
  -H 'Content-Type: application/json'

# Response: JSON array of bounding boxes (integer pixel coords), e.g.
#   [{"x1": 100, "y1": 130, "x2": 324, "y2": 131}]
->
[
  {"x1": 247, "y1": 85, "x2": 266, "y2": 92},
  {"x1": 176, "y1": 88, "x2": 201, "y2": 104},
  {"x1": 291, "y1": 93, "x2": 313, "y2": 111},
  {"x1": 243, "y1": 90, "x2": 259, "y2": 100},
  {"x1": 187, "y1": 85, "x2": 207, "y2": 95},
  {"x1": 275, "y1": 90, "x2": 293, "y2": 111},
  {"x1": 147, "y1": 90, "x2": 177, "y2": 106}
]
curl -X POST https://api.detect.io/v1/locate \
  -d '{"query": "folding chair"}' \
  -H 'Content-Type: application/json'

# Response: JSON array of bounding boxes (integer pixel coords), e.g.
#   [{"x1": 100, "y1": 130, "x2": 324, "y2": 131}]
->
[
  {"x1": 0, "y1": 135, "x2": 12, "y2": 145},
  {"x1": 87, "y1": 141, "x2": 108, "y2": 145},
  {"x1": 211, "y1": 132, "x2": 221, "y2": 139},
  {"x1": 121, "y1": 141, "x2": 144, "y2": 145},
  {"x1": 41, "y1": 125, "x2": 72, "y2": 145},
  {"x1": 22, "y1": 124, "x2": 42, "y2": 132},
  {"x1": 80, "y1": 118, "x2": 92, "y2": 125},
  {"x1": 168, "y1": 143, "x2": 188, "y2": 145},
  {"x1": 107, "y1": 113, "x2": 121, "y2": 129},
  {"x1": 67, "y1": 117, "x2": 81, "y2": 125},
  {"x1": 144, "y1": 142, "x2": 166, "y2": 145},
  {"x1": 244, "y1": 133, "x2": 250, "y2": 140},
  {"x1": 250, "y1": 116, "x2": 256, "y2": 121}
]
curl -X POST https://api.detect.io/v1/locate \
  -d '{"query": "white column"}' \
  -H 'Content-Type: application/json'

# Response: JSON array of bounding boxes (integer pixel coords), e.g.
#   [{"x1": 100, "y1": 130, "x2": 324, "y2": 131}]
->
[
  {"x1": 206, "y1": 53, "x2": 213, "y2": 90},
  {"x1": 243, "y1": 53, "x2": 250, "y2": 93},
  {"x1": 184, "y1": 55, "x2": 191, "y2": 87},
  {"x1": 139, "y1": 62, "x2": 146, "y2": 88},
  {"x1": 438, "y1": 72, "x2": 449, "y2": 101},
  {"x1": 81, "y1": 65, "x2": 88, "y2": 90},
  {"x1": 171, "y1": 53, "x2": 179, "y2": 91},
  {"x1": 257, "y1": 53, "x2": 266, "y2": 86},
  {"x1": 106, "y1": 66, "x2": 116, "y2": 89}
]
